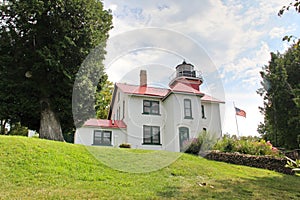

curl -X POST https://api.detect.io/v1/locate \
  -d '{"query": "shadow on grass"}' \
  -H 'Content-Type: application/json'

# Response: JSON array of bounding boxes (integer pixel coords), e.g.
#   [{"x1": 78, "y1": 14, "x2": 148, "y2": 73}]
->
[
  {"x1": 156, "y1": 186, "x2": 181, "y2": 198},
  {"x1": 155, "y1": 158, "x2": 300, "y2": 200},
  {"x1": 213, "y1": 173, "x2": 300, "y2": 199},
  {"x1": 87, "y1": 146, "x2": 182, "y2": 173}
]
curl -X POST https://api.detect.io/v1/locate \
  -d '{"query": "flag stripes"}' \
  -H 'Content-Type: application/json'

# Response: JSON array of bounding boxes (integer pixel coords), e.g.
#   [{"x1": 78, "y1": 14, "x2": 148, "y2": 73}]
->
[{"x1": 235, "y1": 107, "x2": 246, "y2": 118}]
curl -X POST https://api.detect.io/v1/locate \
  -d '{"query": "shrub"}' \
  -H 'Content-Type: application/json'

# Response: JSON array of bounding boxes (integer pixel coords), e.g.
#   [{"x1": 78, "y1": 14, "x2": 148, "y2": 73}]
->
[
  {"x1": 255, "y1": 140, "x2": 279, "y2": 156},
  {"x1": 184, "y1": 138, "x2": 201, "y2": 155},
  {"x1": 119, "y1": 143, "x2": 131, "y2": 148},
  {"x1": 213, "y1": 134, "x2": 236, "y2": 152},
  {"x1": 8, "y1": 122, "x2": 28, "y2": 136},
  {"x1": 234, "y1": 139, "x2": 255, "y2": 155},
  {"x1": 285, "y1": 157, "x2": 300, "y2": 175},
  {"x1": 213, "y1": 135, "x2": 280, "y2": 156},
  {"x1": 184, "y1": 131, "x2": 217, "y2": 155}
]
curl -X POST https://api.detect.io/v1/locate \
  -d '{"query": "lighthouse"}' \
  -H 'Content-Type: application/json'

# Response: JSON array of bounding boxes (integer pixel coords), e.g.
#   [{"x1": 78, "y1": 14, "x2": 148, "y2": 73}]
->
[{"x1": 169, "y1": 61, "x2": 203, "y2": 91}]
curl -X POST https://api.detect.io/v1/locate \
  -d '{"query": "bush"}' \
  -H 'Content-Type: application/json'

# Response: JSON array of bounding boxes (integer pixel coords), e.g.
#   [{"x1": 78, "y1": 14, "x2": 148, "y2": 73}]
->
[
  {"x1": 213, "y1": 134, "x2": 236, "y2": 152},
  {"x1": 184, "y1": 131, "x2": 217, "y2": 155},
  {"x1": 213, "y1": 135, "x2": 280, "y2": 156},
  {"x1": 184, "y1": 138, "x2": 201, "y2": 155},
  {"x1": 119, "y1": 143, "x2": 131, "y2": 148},
  {"x1": 8, "y1": 122, "x2": 28, "y2": 136}
]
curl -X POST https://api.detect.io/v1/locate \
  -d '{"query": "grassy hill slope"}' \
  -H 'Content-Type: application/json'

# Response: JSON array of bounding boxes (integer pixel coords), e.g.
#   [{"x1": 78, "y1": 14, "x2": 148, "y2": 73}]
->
[{"x1": 0, "y1": 136, "x2": 299, "y2": 199}]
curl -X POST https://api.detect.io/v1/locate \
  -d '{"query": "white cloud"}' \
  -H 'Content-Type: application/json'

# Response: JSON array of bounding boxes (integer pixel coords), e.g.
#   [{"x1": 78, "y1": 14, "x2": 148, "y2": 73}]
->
[
  {"x1": 105, "y1": 49, "x2": 178, "y2": 84},
  {"x1": 107, "y1": 4, "x2": 118, "y2": 12},
  {"x1": 269, "y1": 26, "x2": 295, "y2": 39},
  {"x1": 103, "y1": 0, "x2": 294, "y2": 66},
  {"x1": 221, "y1": 42, "x2": 271, "y2": 85}
]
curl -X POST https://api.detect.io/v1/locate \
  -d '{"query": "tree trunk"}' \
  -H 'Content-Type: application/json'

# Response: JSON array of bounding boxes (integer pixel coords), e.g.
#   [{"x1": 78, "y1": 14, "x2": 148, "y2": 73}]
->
[
  {"x1": 0, "y1": 119, "x2": 6, "y2": 135},
  {"x1": 39, "y1": 98, "x2": 64, "y2": 141}
]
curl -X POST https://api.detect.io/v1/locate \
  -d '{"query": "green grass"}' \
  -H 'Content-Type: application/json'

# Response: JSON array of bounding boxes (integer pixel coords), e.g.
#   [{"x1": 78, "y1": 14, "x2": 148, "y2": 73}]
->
[{"x1": 0, "y1": 136, "x2": 299, "y2": 199}]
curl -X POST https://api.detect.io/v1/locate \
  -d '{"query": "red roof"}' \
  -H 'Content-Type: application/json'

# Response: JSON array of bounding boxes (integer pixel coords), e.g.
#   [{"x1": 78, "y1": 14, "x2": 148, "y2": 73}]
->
[
  {"x1": 115, "y1": 83, "x2": 222, "y2": 103},
  {"x1": 201, "y1": 94, "x2": 225, "y2": 103},
  {"x1": 171, "y1": 82, "x2": 203, "y2": 95},
  {"x1": 116, "y1": 83, "x2": 169, "y2": 97},
  {"x1": 84, "y1": 119, "x2": 127, "y2": 128}
]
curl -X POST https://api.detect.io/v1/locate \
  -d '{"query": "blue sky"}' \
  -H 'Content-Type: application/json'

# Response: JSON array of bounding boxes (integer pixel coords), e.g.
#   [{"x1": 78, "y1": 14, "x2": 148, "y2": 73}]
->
[{"x1": 102, "y1": 0, "x2": 300, "y2": 136}]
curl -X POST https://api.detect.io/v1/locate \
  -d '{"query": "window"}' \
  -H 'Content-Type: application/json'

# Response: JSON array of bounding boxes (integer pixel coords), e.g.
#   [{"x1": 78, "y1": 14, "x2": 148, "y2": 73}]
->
[
  {"x1": 184, "y1": 99, "x2": 192, "y2": 119},
  {"x1": 143, "y1": 126, "x2": 160, "y2": 144},
  {"x1": 143, "y1": 100, "x2": 160, "y2": 115},
  {"x1": 93, "y1": 130, "x2": 112, "y2": 146},
  {"x1": 201, "y1": 105, "x2": 206, "y2": 119},
  {"x1": 116, "y1": 108, "x2": 119, "y2": 120},
  {"x1": 179, "y1": 127, "x2": 189, "y2": 152},
  {"x1": 117, "y1": 107, "x2": 120, "y2": 120},
  {"x1": 122, "y1": 100, "x2": 125, "y2": 119}
]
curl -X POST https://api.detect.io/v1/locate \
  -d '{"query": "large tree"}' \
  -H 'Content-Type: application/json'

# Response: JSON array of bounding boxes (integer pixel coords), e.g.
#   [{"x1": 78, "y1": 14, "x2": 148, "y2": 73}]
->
[
  {"x1": 257, "y1": 43, "x2": 300, "y2": 149},
  {"x1": 257, "y1": 0, "x2": 300, "y2": 149},
  {"x1": 0, "y1": 0, "x2": 112, "y2": 141}
]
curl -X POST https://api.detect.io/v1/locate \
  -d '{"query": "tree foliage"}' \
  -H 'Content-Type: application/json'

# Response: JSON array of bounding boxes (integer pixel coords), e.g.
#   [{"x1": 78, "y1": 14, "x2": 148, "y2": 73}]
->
[
  {"x1": 95, "y1": 74, "x2": 113, "y2": 119},
  {"x1": 278, "y1": 0, "x2": 300, "y2": 46},
  {"x1": 258, "y1": 0, "x2": 300, "y2": 149},
  {"x1": 278, "y1": 0, "x2": 300, "y2": 16},
  {"x1": 257, "y1": 43, "x2": 300, "y2": 149},
  {"x1": 0, "y1": 0, "x2": 112, "y2": 140}
]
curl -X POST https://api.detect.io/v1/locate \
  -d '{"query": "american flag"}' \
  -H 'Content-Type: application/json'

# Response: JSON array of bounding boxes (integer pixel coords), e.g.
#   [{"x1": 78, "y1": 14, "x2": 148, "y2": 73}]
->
[{"x1": 235, "y1": 107, "x2": 246, "y2": 118}]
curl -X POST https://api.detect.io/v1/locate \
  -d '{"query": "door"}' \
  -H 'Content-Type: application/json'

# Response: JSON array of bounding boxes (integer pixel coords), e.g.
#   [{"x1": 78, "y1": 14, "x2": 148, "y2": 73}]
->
[{"x1": 179, "y1": 127, "x2": 189, "y2": 152}]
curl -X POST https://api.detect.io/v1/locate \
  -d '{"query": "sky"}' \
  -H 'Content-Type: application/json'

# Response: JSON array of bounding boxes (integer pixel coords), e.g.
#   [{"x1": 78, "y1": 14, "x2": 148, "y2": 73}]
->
[{"x1": 101, "y1": 0, "x2": 300, "y2": 137}]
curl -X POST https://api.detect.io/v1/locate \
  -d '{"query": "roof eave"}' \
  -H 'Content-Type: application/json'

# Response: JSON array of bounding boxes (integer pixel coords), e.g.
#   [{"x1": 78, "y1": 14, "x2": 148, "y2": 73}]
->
[
  {"x1": 202, "y1": 100, "x2": 225, "y2": 104},
  {"x1": 108, "y1": 83, "x2": 118, "y2": 119},
  {"x1": 162, "y1": 91, "x2": 204, "y2": 101},
  {"x1": 128, "y1": 93, "x2": 165, "y2": 99},
  {"x1": 83, "y1": 125, "x2": 127, "y2": 129}
]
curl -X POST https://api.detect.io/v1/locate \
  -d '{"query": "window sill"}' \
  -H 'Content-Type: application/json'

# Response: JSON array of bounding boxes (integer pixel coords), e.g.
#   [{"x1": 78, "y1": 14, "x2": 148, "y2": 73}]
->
[
  {"x1": 142, "y1": 113, "x2": 161, "y2": 116},
  {"x1": 92, "y1": 144, "x2": 113, "y2": 146},
  {"x1": 184, "y1": 117, "x2": 193, "y2": 119},
  {"x1": 142, "y1": 143, "x2": 162, "y2": 146}
]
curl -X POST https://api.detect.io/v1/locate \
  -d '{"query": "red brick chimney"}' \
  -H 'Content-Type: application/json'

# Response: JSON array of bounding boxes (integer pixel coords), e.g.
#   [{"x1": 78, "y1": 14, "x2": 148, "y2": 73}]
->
[{"x1": 140, "y1": 70, "x2": 147, "y2": 87}]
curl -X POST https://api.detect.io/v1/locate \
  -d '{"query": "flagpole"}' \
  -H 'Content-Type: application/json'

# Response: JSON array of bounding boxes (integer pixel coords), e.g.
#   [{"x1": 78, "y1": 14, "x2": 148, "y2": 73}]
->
[{"x1": 233, "y1": 101, "x2": 240, "y2": 137}]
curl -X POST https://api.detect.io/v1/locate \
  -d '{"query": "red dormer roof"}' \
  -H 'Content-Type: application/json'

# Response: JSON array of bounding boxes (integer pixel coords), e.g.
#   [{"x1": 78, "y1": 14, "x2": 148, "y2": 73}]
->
[
  {"x1": 84, "y1": 119, "x2": 127, "y2": 129},
  {"x1": 201, "y1": 94, "x2": 225, "y2": 103},
  {"x1": 170, "y1": 82, "x2": 203, "y2": 95}
]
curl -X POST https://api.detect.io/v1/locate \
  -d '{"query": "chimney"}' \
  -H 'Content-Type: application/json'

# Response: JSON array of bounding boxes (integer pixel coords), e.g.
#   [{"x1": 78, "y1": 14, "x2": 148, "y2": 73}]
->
[{"x1": 140, "y1": 70, "x2": 147, "y2": 87}]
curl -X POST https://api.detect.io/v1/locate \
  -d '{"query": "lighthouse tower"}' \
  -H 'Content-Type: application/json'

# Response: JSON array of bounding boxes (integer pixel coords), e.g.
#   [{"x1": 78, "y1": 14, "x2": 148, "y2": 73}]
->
[{"x1": 169, "y1": 61, "x2": 203, "y2": 91}]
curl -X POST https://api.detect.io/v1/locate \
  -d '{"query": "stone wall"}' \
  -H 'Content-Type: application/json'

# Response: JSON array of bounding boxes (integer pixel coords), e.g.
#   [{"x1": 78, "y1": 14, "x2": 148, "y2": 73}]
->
[{"x1": 204, "y1": 151, "x2": 294, "y2": 175}]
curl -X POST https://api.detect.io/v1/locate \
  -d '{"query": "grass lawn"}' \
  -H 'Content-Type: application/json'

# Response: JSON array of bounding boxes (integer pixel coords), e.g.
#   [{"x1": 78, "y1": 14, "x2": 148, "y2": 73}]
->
[{"x1": 0, "y1": 136, "x2": 299, "y2": 199}]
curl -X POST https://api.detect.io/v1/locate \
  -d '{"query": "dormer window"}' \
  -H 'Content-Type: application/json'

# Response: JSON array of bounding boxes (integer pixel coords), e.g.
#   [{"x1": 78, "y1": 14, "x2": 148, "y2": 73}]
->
[{"x1": 143, "y1": 100, "x2": 160, "y2": 115}]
